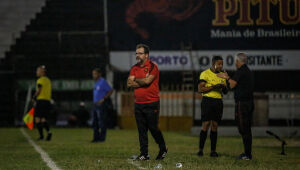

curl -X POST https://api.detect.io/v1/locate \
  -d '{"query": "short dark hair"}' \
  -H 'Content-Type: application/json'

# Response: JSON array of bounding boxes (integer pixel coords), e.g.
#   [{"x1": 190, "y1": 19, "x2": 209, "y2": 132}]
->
[
  {"x1": 212, "y1": 56, "x2": 223, "y2": 64},
  {"x1": 93, "y1": 68, "x2": 102, "y2": 74},
  {"x1": 136, "y1": 44, "x2": 150, "y2": 54}
]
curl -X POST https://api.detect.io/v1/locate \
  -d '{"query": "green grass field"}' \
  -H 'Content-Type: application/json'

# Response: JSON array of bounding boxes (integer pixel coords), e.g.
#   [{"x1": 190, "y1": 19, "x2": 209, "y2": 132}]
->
[{"x1": 0, "y1": 128, "x2": 299, "y2": 170}]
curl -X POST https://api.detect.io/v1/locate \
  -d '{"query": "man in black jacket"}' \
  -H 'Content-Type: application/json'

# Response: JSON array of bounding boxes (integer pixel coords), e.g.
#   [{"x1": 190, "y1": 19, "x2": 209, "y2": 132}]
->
[{"x1": 217, "y1": 52, "x2": 254, "y2": 160}]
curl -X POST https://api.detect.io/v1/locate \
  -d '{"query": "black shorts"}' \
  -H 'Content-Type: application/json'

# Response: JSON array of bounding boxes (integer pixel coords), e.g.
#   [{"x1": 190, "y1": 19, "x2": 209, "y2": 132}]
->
[
  {"x1": 201, "y1": 97, "x2": 223, "y2": 123},
  {"x1": 35, "y1": 100, "x2": 51, "y2": 118}
]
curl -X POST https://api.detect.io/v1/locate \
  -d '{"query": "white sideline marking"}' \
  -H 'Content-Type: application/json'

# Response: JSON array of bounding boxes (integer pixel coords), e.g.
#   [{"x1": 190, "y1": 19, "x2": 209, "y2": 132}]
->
[
  {"x1": 20, "y1": 128, "x2": 61, "y2": 170},
  {"x1": 127, "y1": 159, "x2": 147, "y2": 169}
]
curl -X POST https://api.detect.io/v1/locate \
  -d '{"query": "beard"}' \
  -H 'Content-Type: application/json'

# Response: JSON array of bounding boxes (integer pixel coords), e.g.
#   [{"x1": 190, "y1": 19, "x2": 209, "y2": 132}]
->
[{"x1": 136, "y1": 58, "x2": 143, "y2": 64}]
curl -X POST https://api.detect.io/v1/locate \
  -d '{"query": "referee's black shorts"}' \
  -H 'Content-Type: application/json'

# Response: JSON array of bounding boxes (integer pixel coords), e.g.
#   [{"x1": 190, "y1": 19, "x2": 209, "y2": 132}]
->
[
  {"x1": 35, "y1": 100, "x2": 51, "y2": 118},
  {"x1": 201, "y1": 97, "x2": 223, "y2": 123}
]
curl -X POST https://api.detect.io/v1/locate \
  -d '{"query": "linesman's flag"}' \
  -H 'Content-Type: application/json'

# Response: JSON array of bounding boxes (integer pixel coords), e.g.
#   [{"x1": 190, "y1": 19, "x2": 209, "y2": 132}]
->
[{"x1": 23, "y1": 107, "x2": 35, "y2": 130}]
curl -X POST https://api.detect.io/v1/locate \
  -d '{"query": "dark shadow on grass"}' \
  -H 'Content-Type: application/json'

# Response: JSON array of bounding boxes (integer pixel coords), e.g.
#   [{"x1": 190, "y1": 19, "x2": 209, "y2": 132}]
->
[
  {"x1": 183, "y1": 152, "x2": 237, "y2": 160},
  {"x1": 166, "y1": 131, "x2": 193, "y2": 137},
  {"x1": 217, "y1": 152, "x2": 237, "y2": 159}
]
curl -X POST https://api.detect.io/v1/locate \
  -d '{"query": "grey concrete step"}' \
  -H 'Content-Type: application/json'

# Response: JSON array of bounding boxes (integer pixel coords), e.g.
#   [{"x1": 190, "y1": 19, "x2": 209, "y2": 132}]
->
[{"x1": 0, "y1": 0, "x2": 46, "y2": 59}]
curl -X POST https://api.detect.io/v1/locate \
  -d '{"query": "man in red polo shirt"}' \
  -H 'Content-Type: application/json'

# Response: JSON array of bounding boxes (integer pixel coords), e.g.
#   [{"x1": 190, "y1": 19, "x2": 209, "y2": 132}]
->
[{"x1": 127, "y1": 44, "x2": 167, "y2": 161}]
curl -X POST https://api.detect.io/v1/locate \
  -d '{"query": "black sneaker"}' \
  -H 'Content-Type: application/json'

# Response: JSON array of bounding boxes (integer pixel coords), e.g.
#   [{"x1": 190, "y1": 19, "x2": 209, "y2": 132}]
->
[
  {"x1": 156, "y1": 148, "x2": 168, "y2": 160},
  {"x1": 91, "y1": 139, "x2": 104, "y2": 143},
  {"x1": 210, "y1": 151, "x2": 219, "y2": 157},
  {"x1": 237, "y1": 153, "x2": 252, "y2": 160},
  {"x1": 197, "y1": 150, "x2": 204, "y2": 157},
  {"x1": 135, "y1": 154, "x2": 150, "y2": 161},
  {"x1": 37, "y1": 136, "x2": 44, "y2": 141},
  {"x1": 46, "y1": 133, "x2": 52, "y2": 141}
]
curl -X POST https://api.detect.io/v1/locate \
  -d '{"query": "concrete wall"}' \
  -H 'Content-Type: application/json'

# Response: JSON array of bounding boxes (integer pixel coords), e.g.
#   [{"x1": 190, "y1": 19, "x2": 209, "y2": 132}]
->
[
  {"x1": 117, "y1": 91, "x2": 300, "y2": 132},
  {"x1": 117, "y1": 91, "x2": 300, "y2": 120}
]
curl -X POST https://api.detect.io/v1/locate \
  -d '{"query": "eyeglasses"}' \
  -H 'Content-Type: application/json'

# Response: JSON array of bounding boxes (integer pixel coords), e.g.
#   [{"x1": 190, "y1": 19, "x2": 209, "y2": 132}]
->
[{"x1": 136, "y1": 52, "x2": 145, "y2": 55}]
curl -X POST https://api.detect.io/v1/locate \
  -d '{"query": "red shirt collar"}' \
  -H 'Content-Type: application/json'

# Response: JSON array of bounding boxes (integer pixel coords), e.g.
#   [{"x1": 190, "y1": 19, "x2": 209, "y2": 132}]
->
[{"x1": 139, "y1": 59, "x2": 151, "y2": 67}]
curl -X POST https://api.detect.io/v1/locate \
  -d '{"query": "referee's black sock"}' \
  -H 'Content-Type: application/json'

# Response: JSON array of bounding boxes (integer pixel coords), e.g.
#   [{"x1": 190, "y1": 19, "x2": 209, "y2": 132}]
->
[
  {"x1": 37, "y1": 123, "x2": 43, "y2": 138},
  {"x1": 210, "y1": 131, "x2": 217, "y2": 152},
  {"x1": 43, "y1": 121, "x2": 50, "y2": 133},
  {"x1": 199, "y1": 130, "x2": 208, "y2": 150}
]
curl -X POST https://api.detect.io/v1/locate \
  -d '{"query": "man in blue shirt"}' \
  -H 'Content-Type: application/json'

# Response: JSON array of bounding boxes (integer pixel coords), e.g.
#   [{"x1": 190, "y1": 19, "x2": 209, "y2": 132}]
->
[{"x1": 92, "y1": 68, "x2": 113, "y2": 142}]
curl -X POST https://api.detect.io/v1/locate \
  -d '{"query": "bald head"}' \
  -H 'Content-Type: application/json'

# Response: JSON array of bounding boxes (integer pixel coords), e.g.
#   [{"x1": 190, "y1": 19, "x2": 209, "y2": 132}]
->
[{"x1": 36, "y1": 65, "x2": 46, "y2": 77}]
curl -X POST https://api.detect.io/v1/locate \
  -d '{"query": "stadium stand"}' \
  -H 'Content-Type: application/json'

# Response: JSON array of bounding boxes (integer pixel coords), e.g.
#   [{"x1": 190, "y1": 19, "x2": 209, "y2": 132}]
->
[
  {"x1": 0, "y1": 0, "x2": 108, "y2": 126},
  {"x1": 0, "y1": 0, "x2": 45, "y2": 58}
]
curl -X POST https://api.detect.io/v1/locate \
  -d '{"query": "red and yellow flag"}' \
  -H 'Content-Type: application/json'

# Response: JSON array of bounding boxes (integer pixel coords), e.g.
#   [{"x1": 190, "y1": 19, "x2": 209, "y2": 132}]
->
[{"x1": 23, "y1": 107, "x2": 35, "y2": 130}]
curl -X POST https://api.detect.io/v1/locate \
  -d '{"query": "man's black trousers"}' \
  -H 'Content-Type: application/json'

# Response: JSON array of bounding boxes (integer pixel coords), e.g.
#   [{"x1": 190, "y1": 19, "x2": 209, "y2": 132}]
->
[
  {"x1": 134, "y1": 101, "x2": 166, "y2": 155},
  {"x1": 235, "y1": 101, "x2": 254, "y2": 156}
]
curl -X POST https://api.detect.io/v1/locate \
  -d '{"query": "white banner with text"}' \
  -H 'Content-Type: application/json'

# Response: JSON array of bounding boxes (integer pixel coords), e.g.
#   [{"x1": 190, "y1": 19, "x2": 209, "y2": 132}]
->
[{"x1": 110, "y1": 50, "x2": 300, "y2": 71}]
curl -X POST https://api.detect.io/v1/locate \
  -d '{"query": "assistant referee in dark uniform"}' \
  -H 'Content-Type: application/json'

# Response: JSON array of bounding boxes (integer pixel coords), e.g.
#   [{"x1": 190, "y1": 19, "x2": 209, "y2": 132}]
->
[
  {"x1": 198, "y1": 56, "x2": 228, "y2": 157},
  {"x1": 127, "y1": 44, "x2": 167, "y2": 161},
  {"x1": 217, "y1": 52, "x2": 254, "y2": 160}
]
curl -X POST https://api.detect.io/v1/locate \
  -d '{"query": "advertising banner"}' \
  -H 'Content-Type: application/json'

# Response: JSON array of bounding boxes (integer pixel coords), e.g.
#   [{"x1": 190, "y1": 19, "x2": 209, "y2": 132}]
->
[
  {"x1": 110, "y1": 50, "x2": 300, "y2": 71},
  {"x1": 108, "y1": 0, "x2": 300, "y2": 50}
]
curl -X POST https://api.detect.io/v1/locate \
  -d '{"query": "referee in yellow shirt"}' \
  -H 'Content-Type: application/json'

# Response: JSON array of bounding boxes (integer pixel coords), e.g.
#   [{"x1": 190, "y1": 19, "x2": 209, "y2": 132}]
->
[
  {"x1": 32, "y1": 65, "x2": 52, "y2": 141},
  {"x1": 197, "y1": 56, "x2": 227, "y2": 157}
]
